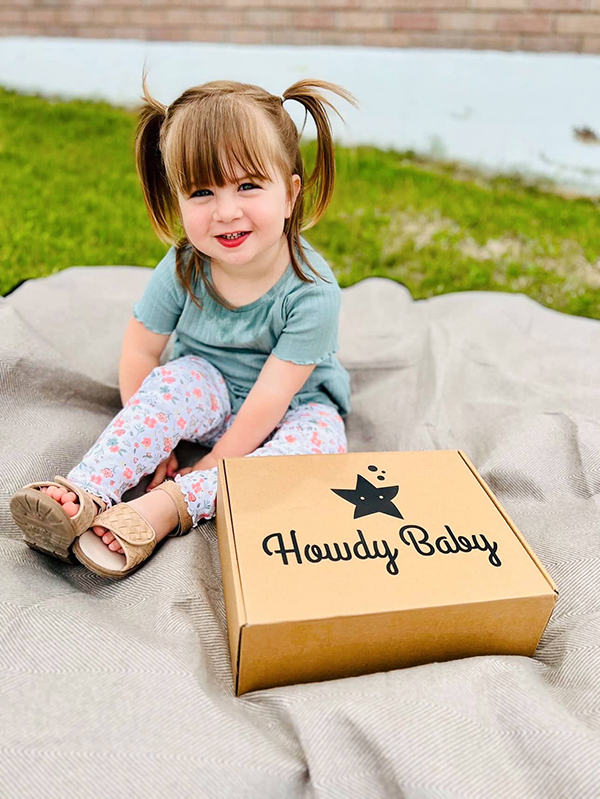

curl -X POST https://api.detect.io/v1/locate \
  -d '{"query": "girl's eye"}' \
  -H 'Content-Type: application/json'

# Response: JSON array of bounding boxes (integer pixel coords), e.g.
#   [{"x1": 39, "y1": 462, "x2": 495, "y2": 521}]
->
[{"x1": 190, "y1": 183, "x2": 259, "y2": 198}]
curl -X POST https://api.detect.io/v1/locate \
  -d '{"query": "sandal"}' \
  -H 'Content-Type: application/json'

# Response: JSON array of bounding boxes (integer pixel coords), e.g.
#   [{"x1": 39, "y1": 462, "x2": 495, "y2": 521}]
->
[
  {"x1": 70, "y1": 479, "x2": 194, "y2": 580},
  {"x1": 10, "y1": 475, "x2": 108, "y2": 564}
]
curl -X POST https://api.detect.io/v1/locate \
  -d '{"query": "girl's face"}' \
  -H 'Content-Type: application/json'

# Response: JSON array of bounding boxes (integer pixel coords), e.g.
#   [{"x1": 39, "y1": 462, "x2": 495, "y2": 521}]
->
[{"x1": 177, "y1": 161, "x2": 301, "y2": 271}]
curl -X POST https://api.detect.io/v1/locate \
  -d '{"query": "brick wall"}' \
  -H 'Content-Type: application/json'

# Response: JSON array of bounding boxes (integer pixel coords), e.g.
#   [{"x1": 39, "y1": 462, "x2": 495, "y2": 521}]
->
[{"x1": 2, "y1": 0, "x2": 600, "y2": 54}]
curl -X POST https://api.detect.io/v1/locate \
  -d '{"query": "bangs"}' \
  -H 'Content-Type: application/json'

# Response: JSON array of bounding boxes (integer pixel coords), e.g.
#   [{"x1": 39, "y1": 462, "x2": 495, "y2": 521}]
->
[{"x1": 162, "y1": 96, "x2": 288, "y2": 198}]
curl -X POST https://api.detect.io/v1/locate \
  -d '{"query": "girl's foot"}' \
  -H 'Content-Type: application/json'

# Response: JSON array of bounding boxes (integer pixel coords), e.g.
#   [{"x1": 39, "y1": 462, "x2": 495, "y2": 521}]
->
[{"x1": 39, "y1": 485, "x2": 179, "y2": 555}]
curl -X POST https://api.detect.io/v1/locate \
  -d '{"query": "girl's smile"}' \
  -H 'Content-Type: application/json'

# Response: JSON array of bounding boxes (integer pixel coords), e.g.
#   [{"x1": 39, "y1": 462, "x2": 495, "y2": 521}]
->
[{"x1": 216, "y1": 231, "x2": 252, "y2": 248}]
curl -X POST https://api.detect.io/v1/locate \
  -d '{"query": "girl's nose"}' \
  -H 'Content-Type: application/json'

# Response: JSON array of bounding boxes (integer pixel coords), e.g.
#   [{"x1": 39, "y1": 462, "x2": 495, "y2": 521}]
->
[{"x1": 213, "y1": 195, "x2": 243, "y2": 223}]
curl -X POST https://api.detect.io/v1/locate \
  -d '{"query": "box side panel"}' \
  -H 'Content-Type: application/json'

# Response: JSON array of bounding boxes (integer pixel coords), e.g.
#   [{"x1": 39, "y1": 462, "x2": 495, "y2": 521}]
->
[
  {"x1": 235, "y1": 593, "x2": 557, "y2": 695},
  {"x1": 216, "y1": 460, "x2": 246, "y2": 691},
  {"x1": 457, "y1": 450, "x2": 558, "y2": 593}
]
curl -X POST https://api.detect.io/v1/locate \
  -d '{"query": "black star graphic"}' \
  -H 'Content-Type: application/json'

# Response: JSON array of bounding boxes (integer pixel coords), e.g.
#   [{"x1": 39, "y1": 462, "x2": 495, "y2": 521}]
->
[{"x1": 331, "y1": 474, "x2": 404, "y2": 519}]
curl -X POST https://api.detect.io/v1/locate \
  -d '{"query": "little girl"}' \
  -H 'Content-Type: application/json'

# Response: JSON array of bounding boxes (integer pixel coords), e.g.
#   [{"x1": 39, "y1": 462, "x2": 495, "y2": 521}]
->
[{"x1": 10, "y1": 74, "x2": 357, "y2": 580}]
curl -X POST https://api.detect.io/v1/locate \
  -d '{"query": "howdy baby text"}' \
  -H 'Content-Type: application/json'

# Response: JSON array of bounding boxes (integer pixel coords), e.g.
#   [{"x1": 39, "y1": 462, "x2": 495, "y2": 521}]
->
[{"x1": 261, "y1": 525, "x2": 502, "y2": 576}]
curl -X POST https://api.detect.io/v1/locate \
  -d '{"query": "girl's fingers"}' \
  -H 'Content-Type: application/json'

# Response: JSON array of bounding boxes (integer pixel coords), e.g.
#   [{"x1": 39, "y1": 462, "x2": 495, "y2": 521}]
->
[
  {"x1": 147, "y1": 463, "x2": 166, "y2": 491},
  {"x1": 166, "y1": 454, "x2": 178, "y2": 476}
]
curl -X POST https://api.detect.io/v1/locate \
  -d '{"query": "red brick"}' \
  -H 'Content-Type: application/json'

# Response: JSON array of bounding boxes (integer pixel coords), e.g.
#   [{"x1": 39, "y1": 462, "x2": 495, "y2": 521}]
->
[
  {"x1": 24, "y1": 8, "x2": 58, "y2": 24},
  {"x1": 93, "y1": 8, "x2": 129, "y2": 25},
  {"x1": 407, "y1": 30, "x2": 521, "y2": 48},
  {"x1": 40, "y1": 25, "x2": 79, "y2": 36},
  {"x1": 471, "y1": 0, "x2": 526, "y2": 7},
  {"x1": 144, "y1": 27, "x2": 187, "y2": 42},
  {"x1": 337, "y1": 11, "x2": 388, "y2": 29},
  {"x1": 495, "y1": 12, "x2": 553, "y2": 32},
  {"x1": 439, "y1": 12, "x2": 498, "y2": 30},
  {"x1": 0, "y1": 9, "x2": 25, "y2": 23},
  {"x1": 294, "y1": 11, "x2": 336, "y2": 29},
  {"x1": 154, "y1": 27, "x2": 223, "y2": 43},
  {"x1": 271, "y1": 28, "x2": 321, "y2": 44},
  {"x1": 528, "y1": 0, "x2": 583, "y2": 8},
  {"x1": 582, "y1": 34, "x2": 600, "y2": 51},
  {"x1": 75, "y1": 27, "x2": 115, "y2": 38},
  {"x1": 124, "y1": 8, "x2": 178, "y2": 26},
  {"x1": 224, "y1": 0, "x2": 266, "y2": 6},
  {"x1": 520, "y1": 34, "x2": 581, "y2": 49},
  {"x1": 115, "y1": 26, "x2": 145, "y2": 39},
  {"x1": 230, "y1": 28, "x2": 271, "y2": 43},
  {"x1": 467, "y1": 32, "x2": 520, "y2": 47},
  {"x1": 61, "y1": 8, "x2": 94, "y2": 25},
  {"x1": 205, "y1": 9, "x2": 245, "y2": 27},
  {"x1": 320, "y1": 29, "x2": 365, "y2": 44},
  {"x1": 369, "y1": 0, "x2": 468, "y2": 6},
  {"x1": 11, "y1": 24, "x2": 44, "y2": 34},
  {"x1": 556, "y1": 13, "x2": 600, "y2": 33},
  {"x1": 299, "y1": 0, "x2": 361, "y2": 7},
  {"x1": 164, "y1": 9, "x2": 199, "y2": 26},
  {"x1": 244, "y1": 9, "x2": 294, "y2": 27},
  {"x1": 103, "y1": 0, "x2": 141, "y2": 7},
  {"x1": 363, "y1": 30, "x2": 412, "y2": 46},
  {"x1": 407, "y1": 31, "x2": 471, "y2": 46},
  {"x1": 390, "y1": 13, "x2": 440, "y2": 30}
]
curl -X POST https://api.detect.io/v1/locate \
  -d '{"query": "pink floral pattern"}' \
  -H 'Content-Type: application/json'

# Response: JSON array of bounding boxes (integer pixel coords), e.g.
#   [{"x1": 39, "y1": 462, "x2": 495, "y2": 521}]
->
[{"x1": 67, "y1": 354, "x2": 347, "y2": 527}]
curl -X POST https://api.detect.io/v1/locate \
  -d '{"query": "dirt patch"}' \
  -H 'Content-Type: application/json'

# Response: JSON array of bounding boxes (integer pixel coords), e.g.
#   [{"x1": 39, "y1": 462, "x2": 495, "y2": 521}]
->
[
  {"x1": 380, "y1": 209, "x2": 600, "y2": 290},
  {"x1": 380, "y1": 210, "x2": 461, "y2": 258}
]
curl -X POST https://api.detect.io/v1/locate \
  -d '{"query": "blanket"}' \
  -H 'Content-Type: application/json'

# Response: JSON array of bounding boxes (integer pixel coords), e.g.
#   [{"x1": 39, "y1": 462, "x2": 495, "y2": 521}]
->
[{"x1": 2, "y1": 264, "x2": 599, "y2": 798}]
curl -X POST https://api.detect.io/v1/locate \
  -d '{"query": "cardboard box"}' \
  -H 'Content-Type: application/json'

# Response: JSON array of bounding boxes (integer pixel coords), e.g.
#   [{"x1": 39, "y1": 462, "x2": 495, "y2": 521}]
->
[{"x1": 216, "y1": 450, "x2": 558, "y2": 696}]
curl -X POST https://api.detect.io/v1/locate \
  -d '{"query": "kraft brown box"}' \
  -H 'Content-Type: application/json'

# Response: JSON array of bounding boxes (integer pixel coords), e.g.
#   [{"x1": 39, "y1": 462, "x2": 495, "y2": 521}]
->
[{"x1": 215, "y1": 450, "x2": 558, "y2": 696}]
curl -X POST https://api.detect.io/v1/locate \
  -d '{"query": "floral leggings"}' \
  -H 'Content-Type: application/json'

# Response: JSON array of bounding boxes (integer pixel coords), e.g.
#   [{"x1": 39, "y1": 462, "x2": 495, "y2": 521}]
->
[{"x1": 67, "y1": 354, "x2": 348, "y2": 529}]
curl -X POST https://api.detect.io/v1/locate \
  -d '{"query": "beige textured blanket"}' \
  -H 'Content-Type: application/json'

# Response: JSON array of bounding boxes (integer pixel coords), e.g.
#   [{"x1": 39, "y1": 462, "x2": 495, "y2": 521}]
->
[{"x1": 1, "y1": 264, "x2": 599, "y2": 798}]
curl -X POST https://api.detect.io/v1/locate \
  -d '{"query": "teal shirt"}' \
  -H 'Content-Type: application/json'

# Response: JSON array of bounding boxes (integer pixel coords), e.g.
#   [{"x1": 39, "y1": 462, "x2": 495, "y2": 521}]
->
[{"x1": 132, "y1": 236, "x2": 352, "y2": 418}]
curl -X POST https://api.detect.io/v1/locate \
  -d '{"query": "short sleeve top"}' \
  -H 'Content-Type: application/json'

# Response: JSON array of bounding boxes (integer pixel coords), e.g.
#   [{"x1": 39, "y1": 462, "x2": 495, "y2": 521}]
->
[{"x1": 131, "y1": 236, "x2": 352, "y2": 418}]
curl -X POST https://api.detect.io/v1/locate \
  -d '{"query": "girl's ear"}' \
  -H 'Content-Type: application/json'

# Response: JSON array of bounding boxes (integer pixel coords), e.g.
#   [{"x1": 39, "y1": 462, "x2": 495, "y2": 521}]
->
[{"x1": 286, "y1": 174, "x2": 302, "y2": 219}]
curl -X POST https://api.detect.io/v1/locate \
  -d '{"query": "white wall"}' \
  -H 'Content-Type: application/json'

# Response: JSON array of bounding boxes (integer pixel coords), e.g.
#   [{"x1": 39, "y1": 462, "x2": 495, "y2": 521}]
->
[{"x1": 2, "y1": 36, "x2": 599, "y2": 195}]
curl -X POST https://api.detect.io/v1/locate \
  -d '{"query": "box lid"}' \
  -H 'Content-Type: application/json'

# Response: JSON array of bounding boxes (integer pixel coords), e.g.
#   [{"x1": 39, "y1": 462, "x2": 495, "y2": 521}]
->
[{"x1": 219, "y1": 450, "x2": 556, "y2": 626}]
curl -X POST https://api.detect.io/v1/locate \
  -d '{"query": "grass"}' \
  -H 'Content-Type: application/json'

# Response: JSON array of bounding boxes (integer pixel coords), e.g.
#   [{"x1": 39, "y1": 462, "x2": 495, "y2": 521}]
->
[{"x1": 2, "y1": 85, "x2": 600, "y2": 319}]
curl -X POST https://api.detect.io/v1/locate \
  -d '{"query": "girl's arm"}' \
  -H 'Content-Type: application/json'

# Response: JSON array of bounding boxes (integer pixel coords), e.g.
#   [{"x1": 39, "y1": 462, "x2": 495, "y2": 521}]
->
[
  {"x1": 119, "y1": 316, "x2": 171, "y2": 405},
  {"x1": 210, "y1": 354, "x2": 317, "y2": 460}
]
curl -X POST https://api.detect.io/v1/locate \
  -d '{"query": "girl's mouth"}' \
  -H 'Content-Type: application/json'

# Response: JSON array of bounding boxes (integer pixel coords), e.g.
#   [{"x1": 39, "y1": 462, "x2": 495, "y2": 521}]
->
[{"x1": 216, "y1": 231, "x2": 252, "y2": 248}]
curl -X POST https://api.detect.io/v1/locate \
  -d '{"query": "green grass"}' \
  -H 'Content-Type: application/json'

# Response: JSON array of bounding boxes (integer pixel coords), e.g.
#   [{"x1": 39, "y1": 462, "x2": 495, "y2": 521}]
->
[{"x1": 2, "y1": 85, "x2": 600, "y2": 318}]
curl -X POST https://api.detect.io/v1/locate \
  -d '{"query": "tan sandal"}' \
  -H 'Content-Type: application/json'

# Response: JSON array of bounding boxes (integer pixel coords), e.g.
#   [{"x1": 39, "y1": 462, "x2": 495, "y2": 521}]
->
[
  {"x1": 10, "y1": 475, "x2": 108, "y2": 564},
  {"x1": 70, "y1": 479, "x2": 194, "y2": 580}
]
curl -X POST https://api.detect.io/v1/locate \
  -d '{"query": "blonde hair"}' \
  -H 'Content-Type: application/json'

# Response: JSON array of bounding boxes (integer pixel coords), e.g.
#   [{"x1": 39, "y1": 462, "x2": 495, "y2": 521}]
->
[{"x1": 134, "y1": 73, "x2": 358, "y2": 311}]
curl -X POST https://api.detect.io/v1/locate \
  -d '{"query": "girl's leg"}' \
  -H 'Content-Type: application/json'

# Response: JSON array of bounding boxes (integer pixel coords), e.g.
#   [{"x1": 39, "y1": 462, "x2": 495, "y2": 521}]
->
[
  {"x1": 174, "y1": 402, "x2": 348, "y2": 525},
  {"x1": 66, "y1": 355, "x2": 232, "y2": 508}
]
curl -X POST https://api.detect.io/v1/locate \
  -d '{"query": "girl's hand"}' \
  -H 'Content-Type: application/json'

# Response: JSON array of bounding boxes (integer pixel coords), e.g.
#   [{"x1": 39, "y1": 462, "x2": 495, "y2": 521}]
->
[
  {"x1": 146, "y1": 451, "x2": 179, "y2": 491},
  {"x1": 177, "y1": 451, "x2": 219, "y2": 476}
]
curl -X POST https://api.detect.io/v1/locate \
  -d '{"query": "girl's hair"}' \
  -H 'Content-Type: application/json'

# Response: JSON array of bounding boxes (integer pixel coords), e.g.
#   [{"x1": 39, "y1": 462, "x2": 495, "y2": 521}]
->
[{"x1": 134, "y1": 73, "x2": 358, "y2": 311}]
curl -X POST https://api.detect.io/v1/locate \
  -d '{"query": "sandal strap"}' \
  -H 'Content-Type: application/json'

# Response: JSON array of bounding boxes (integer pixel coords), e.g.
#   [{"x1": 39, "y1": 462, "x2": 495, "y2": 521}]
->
[
  {"x1": 150, "y1": 479, "x2": 194, "y2": 537},
  {"x1": 92, "y1": 504, "x2": 157, "y2": 571}
]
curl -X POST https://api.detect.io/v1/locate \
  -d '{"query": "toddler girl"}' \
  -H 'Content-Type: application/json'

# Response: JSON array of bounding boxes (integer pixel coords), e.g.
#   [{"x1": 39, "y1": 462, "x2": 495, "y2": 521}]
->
[{"x1": 10, "y1": 73, "x2": 357, "y2": 580}]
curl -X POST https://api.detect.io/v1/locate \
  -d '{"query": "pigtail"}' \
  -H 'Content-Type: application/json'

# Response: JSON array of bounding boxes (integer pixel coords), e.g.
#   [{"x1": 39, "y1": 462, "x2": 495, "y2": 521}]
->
[
  {"x1": 278, "y1": 79, "x2": 358, "y2": 286},
  {"x1": 282, "y1": 79, "x2": 358, "y2": 231},
  {"x1": 134, "y1": 69, "x2": 177, "y2": 245}
]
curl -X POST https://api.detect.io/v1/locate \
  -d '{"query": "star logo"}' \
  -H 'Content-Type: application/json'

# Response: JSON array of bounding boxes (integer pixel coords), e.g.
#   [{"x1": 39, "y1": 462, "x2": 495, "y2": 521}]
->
[{"x1": 331, "y1": 474, "x2": 404, "y2": 520}]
